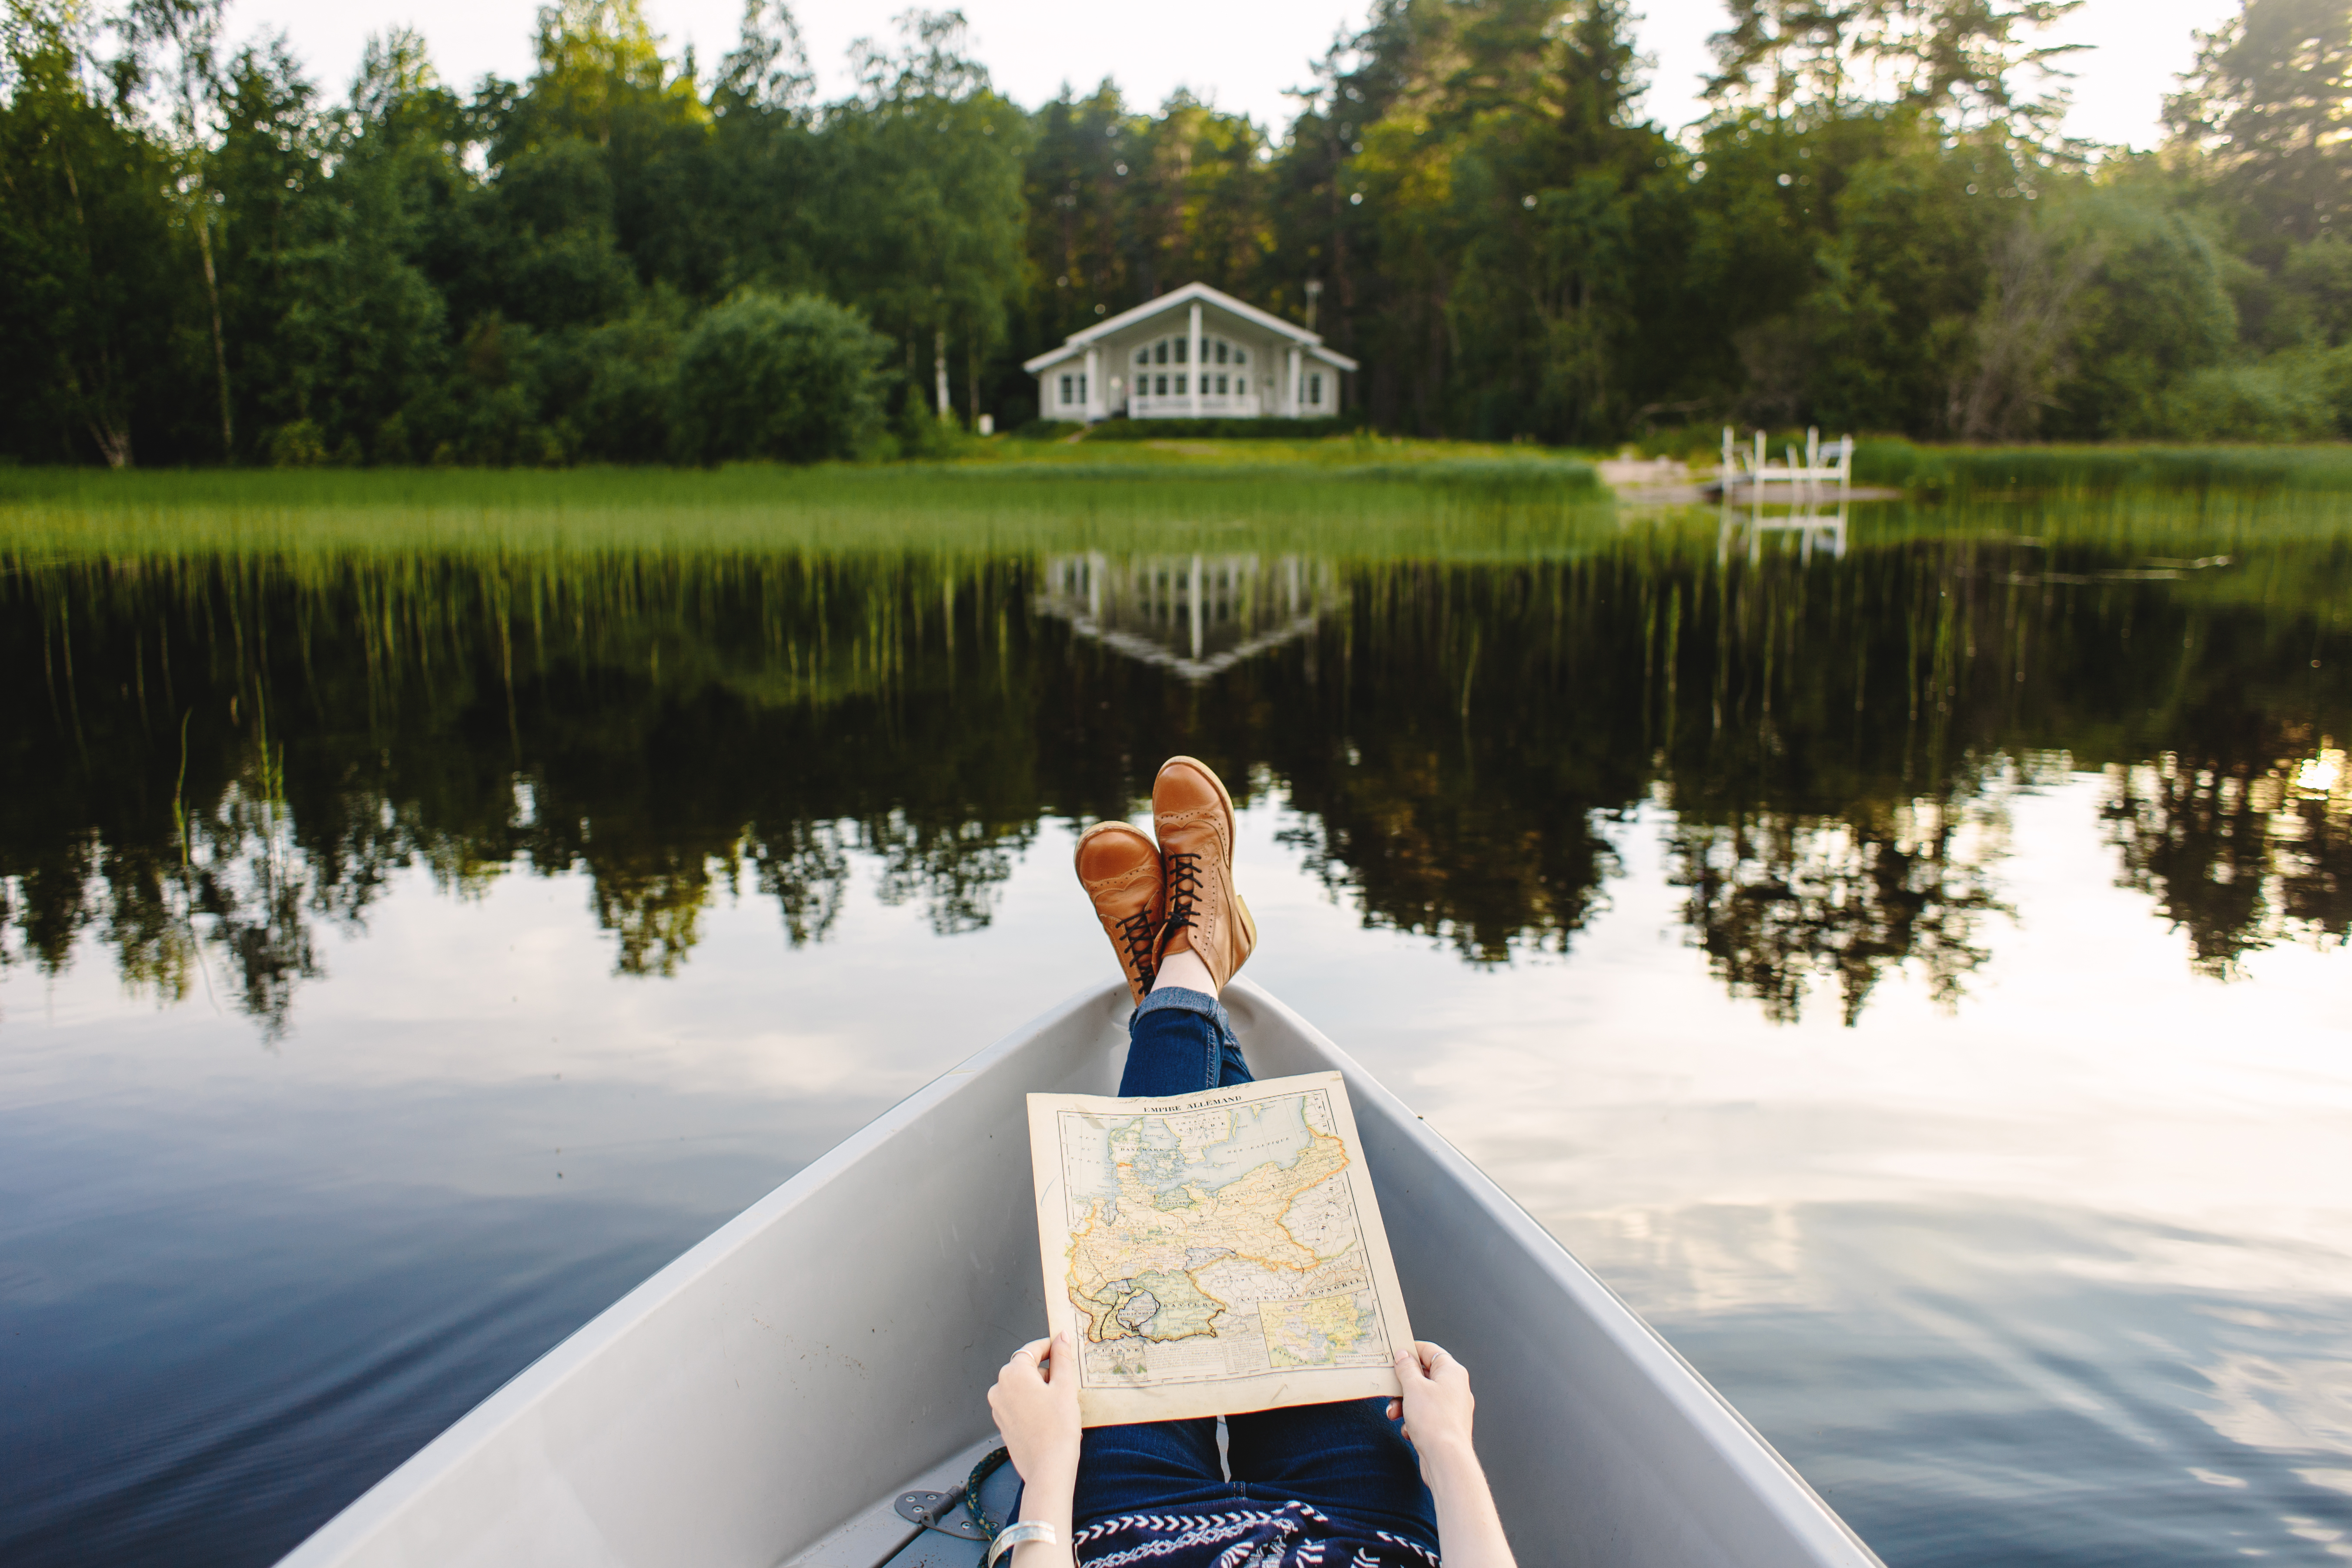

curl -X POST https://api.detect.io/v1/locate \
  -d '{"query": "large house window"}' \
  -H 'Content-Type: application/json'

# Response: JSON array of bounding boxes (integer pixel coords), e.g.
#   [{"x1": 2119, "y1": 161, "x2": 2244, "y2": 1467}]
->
[
  {"x1": 1134, "y1": 335, "x2": 1249, "y2": 382},
  {"x1": 1307, "y1": 372, "x2": 1324, "y2": 407},
  {"x1": 1057, "y1": 373, "x2": 1087, "y2": 407}
]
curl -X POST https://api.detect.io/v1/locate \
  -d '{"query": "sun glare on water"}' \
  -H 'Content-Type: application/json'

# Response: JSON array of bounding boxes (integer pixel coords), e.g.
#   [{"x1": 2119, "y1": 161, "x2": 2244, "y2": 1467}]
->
[{"x1": 2293, "y1": 747, "x2": 2346, "y2": 797}]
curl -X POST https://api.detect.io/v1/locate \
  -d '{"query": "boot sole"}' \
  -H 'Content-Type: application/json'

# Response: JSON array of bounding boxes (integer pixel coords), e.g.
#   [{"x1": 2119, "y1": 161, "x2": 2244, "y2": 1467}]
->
[{"x1": 1156, "y1": 756, "x2": 1257, "y2": 970}]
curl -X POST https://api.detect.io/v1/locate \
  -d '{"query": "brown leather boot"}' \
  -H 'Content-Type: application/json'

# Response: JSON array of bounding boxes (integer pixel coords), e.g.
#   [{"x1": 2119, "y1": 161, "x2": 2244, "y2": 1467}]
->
[
  {"x1": 1075, "y1": 821, "x2": 1164, "y2": 1005},
  {"x1": 1151, "y1": 756, "x2": 1256, "y2": 990}
]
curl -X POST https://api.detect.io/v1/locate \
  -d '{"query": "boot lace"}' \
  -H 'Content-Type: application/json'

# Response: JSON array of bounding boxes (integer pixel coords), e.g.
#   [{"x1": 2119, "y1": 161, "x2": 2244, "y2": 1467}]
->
[
  {"x1": 1161, "y1": 851, "x2": 1204, "y2": 943},
  {"x1": 1115, "y1": 908, "x2": 1158, "y2": 986}
]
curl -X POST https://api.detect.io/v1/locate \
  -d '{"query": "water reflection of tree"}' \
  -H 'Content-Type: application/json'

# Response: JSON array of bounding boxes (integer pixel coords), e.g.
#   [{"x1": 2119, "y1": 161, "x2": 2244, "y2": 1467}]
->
[
  {"x1": 193, "y1": 788, "x2": 323, "y2": 1029},
  {"x1": 2102, "y1": 742, "x2": 2352, "y2": 977},
  {"x1": 1242, "y1": 563, "x2": 1645, "y2": 962},
  {"x1": 1668, "y1": 802, "x2": 2011, "y2": 1026},
  {"x1": 1224, "y1": 534, "x2": 2346, "y2": 1016},
  {"x1": 1223, "y1": 548, "x2": 2028, "y2": 1002},
  {"x1": 29, "y1": 783, "x2": 327, "y2": 1036},
  {"x1": 870, "y1": 815, "x2": 1035, "y2": 936},
  {"x1": 3, "y1": 525, "x2": 2348, "y2": 1033},
  {"x1": 97, "y1": 842, "x2": 201, "y2": 1003},
  {"x1": 0, "y1": 555, "x2": 1057, "y2": 1024},
  {"x1": 754, "y1": 820, "x2": 852, "y2": 948}
]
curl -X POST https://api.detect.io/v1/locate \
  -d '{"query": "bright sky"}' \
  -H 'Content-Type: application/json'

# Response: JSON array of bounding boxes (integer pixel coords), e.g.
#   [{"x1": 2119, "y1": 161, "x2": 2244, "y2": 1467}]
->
[{"x1": 225, "y1": 0, "x2": 2237, "y2": 150}]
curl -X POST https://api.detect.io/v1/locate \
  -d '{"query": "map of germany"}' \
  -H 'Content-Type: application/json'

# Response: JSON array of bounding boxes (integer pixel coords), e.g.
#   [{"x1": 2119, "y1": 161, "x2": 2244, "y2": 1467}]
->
[{"x1": 1030, "y1": 1072, "x2": 1412, "y2": 1423}]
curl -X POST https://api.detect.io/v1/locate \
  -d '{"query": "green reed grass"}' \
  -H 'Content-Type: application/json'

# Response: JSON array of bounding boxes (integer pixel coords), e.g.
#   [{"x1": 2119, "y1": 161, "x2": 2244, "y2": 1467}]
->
[
  {"x1": 12, "y1": 452, "x2": 2352, "y2": 629},
  {"x1": 1854, "y1": 440, "x2": 2352, "y2": 497},
  {"x1": 0, "y1": 455, "x2": 1608, "y2": 564}
]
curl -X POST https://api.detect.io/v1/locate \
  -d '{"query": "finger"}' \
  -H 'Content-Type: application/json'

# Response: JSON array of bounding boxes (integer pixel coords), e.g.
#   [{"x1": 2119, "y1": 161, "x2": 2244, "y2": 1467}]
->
[
  {"x1": 1385, "y1": 1398, "x2": 1402, "y2": 1421},
  {"x1": 1393, "y1": 1347, "x2": 1429, "y2": 1382},
  {"x1": 1009, "y1": 1337, "x2": 1050, "y2": 1365},
  {"x1": 1044, "y1": 1330, "x2": 1074, "y2": 1381},
  {"x1": 1418, "y1": 1341, "x2": 1459, "y2": 1371}
]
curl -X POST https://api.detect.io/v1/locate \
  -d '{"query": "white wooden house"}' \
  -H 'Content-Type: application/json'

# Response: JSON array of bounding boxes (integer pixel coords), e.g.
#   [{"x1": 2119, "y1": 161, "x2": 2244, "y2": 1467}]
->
[{"x1": 1023, "y1": 282, "x2": 1359, "y2": 423}]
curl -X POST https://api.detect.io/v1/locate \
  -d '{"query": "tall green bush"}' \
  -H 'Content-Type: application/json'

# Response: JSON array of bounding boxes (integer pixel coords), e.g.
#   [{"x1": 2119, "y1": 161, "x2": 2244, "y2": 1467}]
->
[
  {"x1": 2159, "y1": 358, "x2": 2338, "y2": 441},
  {"x1": 674, "y1": 291, "x2": 892, "y2": 463}
]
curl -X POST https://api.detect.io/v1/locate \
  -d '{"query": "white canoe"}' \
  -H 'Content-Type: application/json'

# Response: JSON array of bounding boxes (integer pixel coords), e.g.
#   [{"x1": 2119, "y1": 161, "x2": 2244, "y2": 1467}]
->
[{"x1": 277, "y1": 979, "x2": 1883, "y2": 1568}]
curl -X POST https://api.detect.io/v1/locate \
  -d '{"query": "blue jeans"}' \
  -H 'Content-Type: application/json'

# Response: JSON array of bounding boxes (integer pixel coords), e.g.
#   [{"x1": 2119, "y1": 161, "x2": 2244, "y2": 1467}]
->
[
  {"x1": 1064, "y1": 988, "x2": 1440, "y2": 1551},
  {"x1": 1115, "y1": 985, "x2": 1253, "y2": 1096}
]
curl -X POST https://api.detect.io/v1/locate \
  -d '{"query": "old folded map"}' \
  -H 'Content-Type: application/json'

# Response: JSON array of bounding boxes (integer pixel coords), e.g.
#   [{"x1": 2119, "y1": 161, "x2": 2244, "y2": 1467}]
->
[{"x1": 1027, "y1": 1070, "x2": 1413, "y2": 1425}]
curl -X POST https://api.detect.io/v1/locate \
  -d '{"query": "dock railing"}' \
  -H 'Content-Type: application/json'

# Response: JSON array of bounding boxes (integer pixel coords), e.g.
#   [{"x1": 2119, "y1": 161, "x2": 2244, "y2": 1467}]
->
[{"x1": 1720, "y1": 426, "x2": 1853, "y2": 501}]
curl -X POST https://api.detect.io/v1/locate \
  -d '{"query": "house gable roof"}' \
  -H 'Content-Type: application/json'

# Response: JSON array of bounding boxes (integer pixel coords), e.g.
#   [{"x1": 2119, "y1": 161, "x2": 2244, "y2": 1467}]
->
[{"x1": 1022, "y1": 282, "x2": 1359, "y2": 373}]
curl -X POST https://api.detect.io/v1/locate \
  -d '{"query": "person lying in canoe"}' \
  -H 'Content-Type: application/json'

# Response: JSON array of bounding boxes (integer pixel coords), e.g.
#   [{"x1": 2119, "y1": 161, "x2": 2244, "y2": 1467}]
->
[{"x1": 985, "y1": 756, "x2": 1519, "y2": 1568}]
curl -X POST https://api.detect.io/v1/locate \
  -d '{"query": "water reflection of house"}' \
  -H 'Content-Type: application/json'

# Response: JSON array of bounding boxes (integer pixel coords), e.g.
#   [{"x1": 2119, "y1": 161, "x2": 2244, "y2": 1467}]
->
[{"x1": 1035, "y1": 554, "x2": 1334, "y2": 680}]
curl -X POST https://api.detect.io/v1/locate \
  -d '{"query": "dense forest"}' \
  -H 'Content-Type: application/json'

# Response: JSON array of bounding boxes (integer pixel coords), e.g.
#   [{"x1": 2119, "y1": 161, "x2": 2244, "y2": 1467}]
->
[{"x1": 5, "y1": 0, "x2": 2352, "y2": 465}]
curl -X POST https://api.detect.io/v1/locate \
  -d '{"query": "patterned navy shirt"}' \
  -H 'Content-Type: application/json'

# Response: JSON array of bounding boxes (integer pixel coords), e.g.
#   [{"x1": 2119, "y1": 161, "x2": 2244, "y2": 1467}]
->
[{"x1": 1071, "y1": 1500, "x2": 1440, "y2": 1568}]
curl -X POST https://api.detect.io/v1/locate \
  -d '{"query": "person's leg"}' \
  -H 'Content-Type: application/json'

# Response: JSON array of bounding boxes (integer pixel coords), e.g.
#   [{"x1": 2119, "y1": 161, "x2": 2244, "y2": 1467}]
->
[
  {"x1": 1064, "y1": 956, "x2": 1257, "y2": 1526},
  {"x1": 1223, "y1": 1397, "x2": 1440, "y2": 1551},
  {"x1": 1118, "y1": 985, "x2": 1252, "y2": 1096},
  {"x1": 1070, "y1": 760, "x2": 1263, "y2": 1530},
  {"x1": 1114, "y1": 756, "x2": 1258, "y2": 1097},
  {"x1": 1067, "y1": 1416, "x2": 1233, "y2": 1525},
  {"x1": 1153, "y1": 946, "x2": 1216, "y2": 998}
]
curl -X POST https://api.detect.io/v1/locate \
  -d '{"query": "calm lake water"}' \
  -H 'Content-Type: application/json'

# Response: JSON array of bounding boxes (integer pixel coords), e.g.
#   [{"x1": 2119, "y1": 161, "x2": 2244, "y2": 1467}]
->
[{"x1": 3, "y1": 487, "x2": 2350, "y2": 1566}]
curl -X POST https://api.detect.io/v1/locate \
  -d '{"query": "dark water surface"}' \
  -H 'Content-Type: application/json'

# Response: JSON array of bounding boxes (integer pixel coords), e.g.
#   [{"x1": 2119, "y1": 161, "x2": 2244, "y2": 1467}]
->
[{"x1": 4, "y1": 495, "x2": 2351, "y2": 1565}]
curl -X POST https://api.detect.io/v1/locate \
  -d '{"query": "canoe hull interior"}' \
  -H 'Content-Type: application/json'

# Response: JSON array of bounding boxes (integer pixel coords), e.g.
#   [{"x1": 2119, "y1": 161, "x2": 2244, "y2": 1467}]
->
[{"x1": 276, "y1": 979, "x2": 1880, "y2": 1568}]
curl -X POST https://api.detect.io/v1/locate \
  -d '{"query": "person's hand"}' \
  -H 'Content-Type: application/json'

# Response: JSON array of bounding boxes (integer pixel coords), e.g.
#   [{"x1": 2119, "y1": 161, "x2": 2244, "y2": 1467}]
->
[
  {"x1": 988, "y1": 1331, "x2": 1082, "y2": 1487},
  {"x1": 1387, "y1": 1341, "x2": 1476, "y2": 1464},
  {"x1": 1389, "y1": 1343, "x2": 1519, "y2": 1568}
]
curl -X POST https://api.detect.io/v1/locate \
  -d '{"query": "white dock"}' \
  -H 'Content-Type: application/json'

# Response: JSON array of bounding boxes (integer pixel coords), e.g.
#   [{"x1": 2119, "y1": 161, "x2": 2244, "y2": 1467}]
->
[{"x1": 1720, "y1": 426, "x2": 1853, "y2": 500}]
